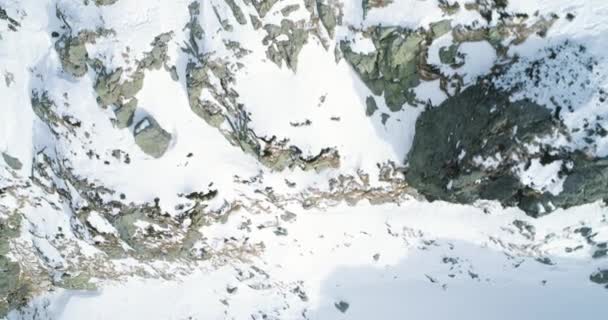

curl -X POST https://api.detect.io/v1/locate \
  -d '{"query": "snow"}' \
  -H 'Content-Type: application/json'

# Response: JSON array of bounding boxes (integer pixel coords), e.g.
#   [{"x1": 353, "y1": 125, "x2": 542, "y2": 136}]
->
[
  {"x1": 516, "y1": 159, "x2": 566, "y2": 196},
  {"x1": 12, "y1": 201, "x2": 608, "y2": 319},
  {"x1": 3, "y1": 0, "x2": 608, "y2": 319},
  {"x1": 457, "y1": 41, "x2": 497, "y2": 85},
  {"x1": 86, "y1": 212, "x2": 118, "y2": 236}
]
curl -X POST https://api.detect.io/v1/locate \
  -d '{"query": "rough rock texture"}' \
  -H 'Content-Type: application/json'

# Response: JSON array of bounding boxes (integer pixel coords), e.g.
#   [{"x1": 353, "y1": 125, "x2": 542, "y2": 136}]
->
[
  {"x1": 405, "y1": 84, "x2": 558, "y2": 215},
  {"x1": 114, "y1": 98, "x2": 137, "y2": 129},
  {"x1": 226, "y1": 0, "x2": 247, "y2": 25},
  {"x1": 55, "y1": 35, "x2": 89, "y2": 77},
  {"x1": 263, "y1": 20, "x2": 309, "y2": 71},
  {"x1": 134, "y1": 117, "x2": 172, "y2": 158},
  {"x1": 406, "y1": 83, "x2": 608, "y2": 216},
  {"x1": 341, "y1": 27, "x2": 424, "y2": 111}
]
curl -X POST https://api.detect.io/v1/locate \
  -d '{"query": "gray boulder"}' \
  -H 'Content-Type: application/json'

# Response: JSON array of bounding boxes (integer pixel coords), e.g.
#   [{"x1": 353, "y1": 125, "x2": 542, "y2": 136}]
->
[{"x1": 134, "y1": 117, "x2": 171, "y2": 158}]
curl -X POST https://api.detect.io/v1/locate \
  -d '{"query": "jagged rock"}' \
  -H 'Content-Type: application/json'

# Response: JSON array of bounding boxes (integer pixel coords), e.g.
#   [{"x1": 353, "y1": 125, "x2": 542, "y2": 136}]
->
[
  {"x1": 0, "y1": 215, "x2": 28, "y2": 318},
  {"x1": 1, "y1": 153, "x2": 22, "y2": 170},
  {"x1": 139, "y1": 32, "x2": 173, "y2": 70},
  {"x1": 213, "y1": 5, "x2": 233, "y2": 31},
  {"x1": 226, "y1": 0, "x2": 247, "y2": 25},
  {"x1": 342, "y1": 27, "x2": 424, "y2": 111},
  {"x1": 405, "y1": 84, "x2": 558, "y2": 216},
  {"x1": 406, "y1": 83, "x2": 608, "y2": 216},
  {"x1": 134, "y1": 117, "x2": 171, "y2": 158},
  {"x1": 55, "y1": 35, "x2": 89, "y2": 77},
  {"x1": 250, "y1": 14, "x2": 262, "y2": 30},
  {"x1": 114, "y1": 98, "x2": 137, "y2": 129},
  {"x1": 95, "y1": 69, "x2": 144, "y2": 107},
  {"x1": 263, "y1": 20, "x2": 309, "y2": 71},
  {"x1": 317, "y1": 1, "x2": 338, "y2": 37}
]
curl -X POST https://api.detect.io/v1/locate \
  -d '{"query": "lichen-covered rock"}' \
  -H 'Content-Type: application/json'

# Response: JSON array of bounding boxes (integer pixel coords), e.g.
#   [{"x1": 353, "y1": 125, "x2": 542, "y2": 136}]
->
[
  {"x1": 95, "y1": 68, "x2": 144, "y2": 107},
  {"x1": 139, "y1": 32, "x2": 173, "y2": 70},
  {"x1": 342, "y1": 27, "x2": 424, "y2": 111},
  {"x1": 114, "y1": 98, "x2": 137, "y2": 129},
  {"x1": 250, "y1": 14, "x2": 262, "y2": 30},
  {"x1": 263, "y1": 20, "x2": 309, "y2": 71},
  {"x1": 55, "y1": 36, "x2": 89, "y2": 77},
  {"x1": 316, "y1": 1, "x2": 338, "y2": 37},
  {"x1": 406, "y1": 82, "x2": 608, "y2": 216},
  {"x1": 0, "y1": 215, "x2": 28, "y2": 318},
  {"x1": 134, "y1": 117, "x2": 171, "y2": 158},
  {"x1": 430, "y1": 19, "x2": 452, "y2": 39}
]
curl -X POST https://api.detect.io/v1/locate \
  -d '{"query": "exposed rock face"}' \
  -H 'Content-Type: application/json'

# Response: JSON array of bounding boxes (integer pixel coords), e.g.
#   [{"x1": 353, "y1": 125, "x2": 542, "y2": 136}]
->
[
  {"x1": 94, "y1": 69, "x2": 144, "y2": 107},
  {"x1": 55, "y1": 35, "x2": 89, "y2": 77},
  {"x1": 405, "y1": 84, "x2": 558, "y2": 215},
  {"x1": 263, "y1": 19, "x2": 309, "y2": 71},
  {"x1": 316, "y1": 1, "x2": 338, "y2": 37},
  {"x1": 134, "y1": 117, "x2": 172, "y2": 158},
  {"x1": 405, "y1": 83, "x2": 608, "y2": 216},
  {"x1": 341, "y1": 27, "x2": 424, "y2": 111},
  {"x1": 114, "y1": 98, "x2": 137, "y2": 129},
  {"x1": 0, "y1": 215, "x2": 27, "y2": 316}
]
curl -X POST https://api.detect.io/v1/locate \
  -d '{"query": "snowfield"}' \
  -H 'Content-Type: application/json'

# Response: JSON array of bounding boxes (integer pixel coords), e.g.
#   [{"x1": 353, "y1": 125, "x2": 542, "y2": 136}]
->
[{"x1": 1, "y1": 0, "x2": 608, "y2": 319}]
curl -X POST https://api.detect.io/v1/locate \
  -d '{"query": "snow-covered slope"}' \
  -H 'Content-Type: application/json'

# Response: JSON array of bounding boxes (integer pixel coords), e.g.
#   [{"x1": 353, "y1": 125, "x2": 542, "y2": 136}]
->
[{"x1": 1, "y1": 0, "x2": 607, "y2": 319}]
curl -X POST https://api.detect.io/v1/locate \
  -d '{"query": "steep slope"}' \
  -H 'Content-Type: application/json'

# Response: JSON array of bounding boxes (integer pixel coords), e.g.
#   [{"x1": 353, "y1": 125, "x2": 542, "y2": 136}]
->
[{"x1": 0, "y1": 0, "x2": 607, "y2": 318}]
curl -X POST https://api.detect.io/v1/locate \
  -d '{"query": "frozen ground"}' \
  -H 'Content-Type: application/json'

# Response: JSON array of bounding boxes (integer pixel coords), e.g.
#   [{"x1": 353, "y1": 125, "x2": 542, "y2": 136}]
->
[{"x1": 10, "y1": 201, "x2": 608, "y2": 320}]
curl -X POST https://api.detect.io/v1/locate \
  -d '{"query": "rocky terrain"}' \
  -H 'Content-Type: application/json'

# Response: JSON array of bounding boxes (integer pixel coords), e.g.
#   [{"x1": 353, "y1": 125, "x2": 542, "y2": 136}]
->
[{"x1": 0, "y1": 0, "x2": 607, "y2": 319}]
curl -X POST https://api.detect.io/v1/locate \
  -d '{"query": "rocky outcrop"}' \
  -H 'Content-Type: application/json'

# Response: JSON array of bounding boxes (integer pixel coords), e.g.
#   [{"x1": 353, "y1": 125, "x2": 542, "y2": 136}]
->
[
  {"x1": 405, "y1": 83, "x2": 608, "y2": 216},
  {"x1": 0, "y1": 214, "x2": 26, "y2": 317},
  {"x1": 55, "y1": 35, "x2": 89, "y2": 77},
  {"x1": 263, "y1": 20, "x2": 309, "y2": 72},
  {"x1": 405, "y1": 84, "x2": 558, "y2": 215},
  {"x1": 225, "y1": 0, "x2": 247, "y2": 25},
  {"x1": 342, "y1": 27, "x2": 424, "y2": 111}
]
